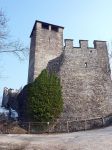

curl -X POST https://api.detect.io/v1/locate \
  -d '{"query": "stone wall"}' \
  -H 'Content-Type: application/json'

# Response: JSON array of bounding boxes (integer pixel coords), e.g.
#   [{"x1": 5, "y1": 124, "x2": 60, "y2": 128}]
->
[
  {"x1": 59, "y1": 40, "x2": 112, "y2": 120},
  {"x1": 49, "y1": 114, "x2": 112, "y2": 133},
  {"x1": 28, "y1": 21, "x2": 112, "y2": 129}
]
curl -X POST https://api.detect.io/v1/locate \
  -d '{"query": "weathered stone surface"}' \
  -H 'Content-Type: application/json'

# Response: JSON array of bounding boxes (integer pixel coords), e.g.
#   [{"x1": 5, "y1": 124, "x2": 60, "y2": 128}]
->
[
  {"x1": 28, "y1": 21, "x2": 63, "y2": 82},
  {"x1": 27, "y1": 21, "x2": 112, "y2": 130},
  {"x1": 59, "y1": 40, "x2": 112, "y2": 120}
]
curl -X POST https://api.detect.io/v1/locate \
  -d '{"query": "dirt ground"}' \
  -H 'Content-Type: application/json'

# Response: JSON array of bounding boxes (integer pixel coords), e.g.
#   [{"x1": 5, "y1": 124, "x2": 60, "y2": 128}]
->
[{"x1": 0, "y1": 126, "x2": 112, "y2": 150}]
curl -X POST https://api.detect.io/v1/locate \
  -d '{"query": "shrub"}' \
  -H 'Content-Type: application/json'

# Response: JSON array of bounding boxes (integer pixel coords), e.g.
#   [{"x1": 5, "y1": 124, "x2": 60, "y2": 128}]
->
[{"x1": 27, "y1": 69, "x2": 63, "y2": 122}]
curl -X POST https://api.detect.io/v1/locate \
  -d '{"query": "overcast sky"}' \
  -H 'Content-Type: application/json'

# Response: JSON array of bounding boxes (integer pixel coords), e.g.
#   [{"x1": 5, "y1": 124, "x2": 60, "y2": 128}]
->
[{"x1": 0, "y1": 0, "x2": 112, "y2": 97}]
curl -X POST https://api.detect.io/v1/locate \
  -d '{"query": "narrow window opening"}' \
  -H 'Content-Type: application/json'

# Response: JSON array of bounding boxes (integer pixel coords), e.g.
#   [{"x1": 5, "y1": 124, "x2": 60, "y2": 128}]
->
[
  {"x1": 51, "y1": 25, "x2": 58, "y2": 32},
  {"x1": 42, "y1": 23, "x2": 49, "y2": 30},
  {"x1": 49, "y1": 37, "x2": 50, "y2": 49},
  {"x1": 49, "y1": 37, "x2": 50, "y2": 44},
  {"x1": 90, "y1": 50, "x2": 92, "y2": 53},
  {"x1": 85, "y1": 62, "x2": 87, "y2": 68}
]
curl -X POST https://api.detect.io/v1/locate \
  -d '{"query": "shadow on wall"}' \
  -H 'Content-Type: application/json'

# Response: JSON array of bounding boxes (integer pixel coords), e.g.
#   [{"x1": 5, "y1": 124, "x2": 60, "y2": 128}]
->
[{"x1": 47, "y1": 53, "x2": 64, "y2": 74}]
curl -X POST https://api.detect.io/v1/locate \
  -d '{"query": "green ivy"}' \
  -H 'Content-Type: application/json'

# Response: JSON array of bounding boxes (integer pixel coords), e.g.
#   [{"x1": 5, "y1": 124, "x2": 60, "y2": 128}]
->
[{"x1": 27, "y1": 69, "x2": 63, "y2": 122}]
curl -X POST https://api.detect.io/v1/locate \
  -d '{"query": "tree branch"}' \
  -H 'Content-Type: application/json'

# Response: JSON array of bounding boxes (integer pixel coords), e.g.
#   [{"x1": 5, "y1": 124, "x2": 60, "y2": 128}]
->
[{"x1": 0, "y1": 10, "x2": 29, "y2": 60}]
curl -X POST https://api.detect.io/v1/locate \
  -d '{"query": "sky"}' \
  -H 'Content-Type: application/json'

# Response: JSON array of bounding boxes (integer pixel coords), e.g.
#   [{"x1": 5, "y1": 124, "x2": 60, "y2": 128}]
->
[{"x1": 0, "y1": 0, "x2": 112, "y2": 98}]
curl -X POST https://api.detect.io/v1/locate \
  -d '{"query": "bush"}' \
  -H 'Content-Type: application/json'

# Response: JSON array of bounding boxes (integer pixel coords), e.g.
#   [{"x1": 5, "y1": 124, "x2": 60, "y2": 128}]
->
[{"x1": 27, "y1": 69, "x2": 63, "y2": 122}]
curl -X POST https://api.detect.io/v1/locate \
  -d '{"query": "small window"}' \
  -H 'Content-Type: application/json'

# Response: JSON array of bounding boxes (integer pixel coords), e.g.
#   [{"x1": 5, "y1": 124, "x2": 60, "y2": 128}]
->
[
  {"x1": 85, "y1": 62, "x2": 87, "y2": 68},
  {"x1": 51, "y1": 25, "x2": 58, "y2": 32},
  {"x1": 42, "y1": 23, "x2": 49, "y2": 30},
  {"x1": 49, "y1": 37, "x2": 50, "y2": 44},
  {"x1": 90, "y1": 50, "x2": 92, "y2": 53}
]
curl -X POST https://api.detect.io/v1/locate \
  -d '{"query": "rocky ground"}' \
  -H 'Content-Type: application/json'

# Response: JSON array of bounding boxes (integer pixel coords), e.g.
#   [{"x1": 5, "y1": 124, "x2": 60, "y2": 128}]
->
[{"x1": 0, "y1": 126, "x2": 112, "y2": 150}]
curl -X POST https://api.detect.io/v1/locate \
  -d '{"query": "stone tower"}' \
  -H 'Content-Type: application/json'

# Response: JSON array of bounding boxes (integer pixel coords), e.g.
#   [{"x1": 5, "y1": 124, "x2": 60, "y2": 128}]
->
[
  {"x1": 28, "y1": 20, "x2": 64, "y2": 82},
  {"x1": 28, "y1": 21, "x2": 112, "y2": 130}
]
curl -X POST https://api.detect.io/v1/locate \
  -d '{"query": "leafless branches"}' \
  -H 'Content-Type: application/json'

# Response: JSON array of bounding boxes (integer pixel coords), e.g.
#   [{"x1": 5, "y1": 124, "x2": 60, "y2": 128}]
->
[
  {"x1": 0, "y1": 40, "x2": 29, "y2": 61},
  {"x1": 0, "y1": 9, "x2": 8, "y2": 41},
  {"x1": 0, "y1": 9, "x2": 29, "y2": 60}
]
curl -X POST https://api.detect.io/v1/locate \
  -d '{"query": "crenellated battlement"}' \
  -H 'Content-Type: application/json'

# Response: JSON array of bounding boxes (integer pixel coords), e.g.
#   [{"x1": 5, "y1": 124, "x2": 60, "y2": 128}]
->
[
  {"x1": 63, "y1": 38, "x2": 110, "y2": 75},
  {"x1": 30, "y1": 20, "x2": 64, "y2": 37},
  {"x1": 64, "y1": 39, "x2": 107, "y2": 49}
]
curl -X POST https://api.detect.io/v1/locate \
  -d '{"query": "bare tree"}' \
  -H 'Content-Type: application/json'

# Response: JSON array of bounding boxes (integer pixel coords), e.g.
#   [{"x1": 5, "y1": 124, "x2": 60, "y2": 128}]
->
[{"x1": 0, "y1": 10, "x2": 29, "y2": 60}]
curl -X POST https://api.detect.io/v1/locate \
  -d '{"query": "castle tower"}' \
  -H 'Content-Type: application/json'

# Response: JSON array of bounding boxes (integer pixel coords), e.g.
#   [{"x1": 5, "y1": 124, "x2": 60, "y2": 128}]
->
[
  {"x1": 27, "y1": 21, "x2": 112, "y2": 131},
  {"x1": 28, "y1": 20, "x2": 64, "y2": 82},
  {"x1": 59, "y1": 39, "x2": 112, "y2": 120}
]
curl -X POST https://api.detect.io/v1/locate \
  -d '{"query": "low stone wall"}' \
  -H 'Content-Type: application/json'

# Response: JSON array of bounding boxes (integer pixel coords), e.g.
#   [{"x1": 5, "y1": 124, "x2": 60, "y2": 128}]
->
[
  {"x1": 18, "y1": 114, "x2": 112, "y2": 134},
  {"x1": 50, "y1": 114, "x2": 112, "y2": 133},
  {"x1": 1, "y1": 115, "x2": 112, "y2": 134}
]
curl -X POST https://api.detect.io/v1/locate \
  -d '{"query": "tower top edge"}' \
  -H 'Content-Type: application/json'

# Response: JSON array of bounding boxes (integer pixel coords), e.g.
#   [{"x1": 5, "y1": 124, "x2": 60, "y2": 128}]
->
[{"x1": 30, "y1": 20, "x2": 64, "y2": 37}]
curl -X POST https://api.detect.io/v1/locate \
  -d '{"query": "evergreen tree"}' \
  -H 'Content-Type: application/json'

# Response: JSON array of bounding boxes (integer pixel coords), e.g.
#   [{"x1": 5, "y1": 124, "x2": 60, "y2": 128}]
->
[{"x1": 27, "y1": 69, "x2": 63, "y2": 122}]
